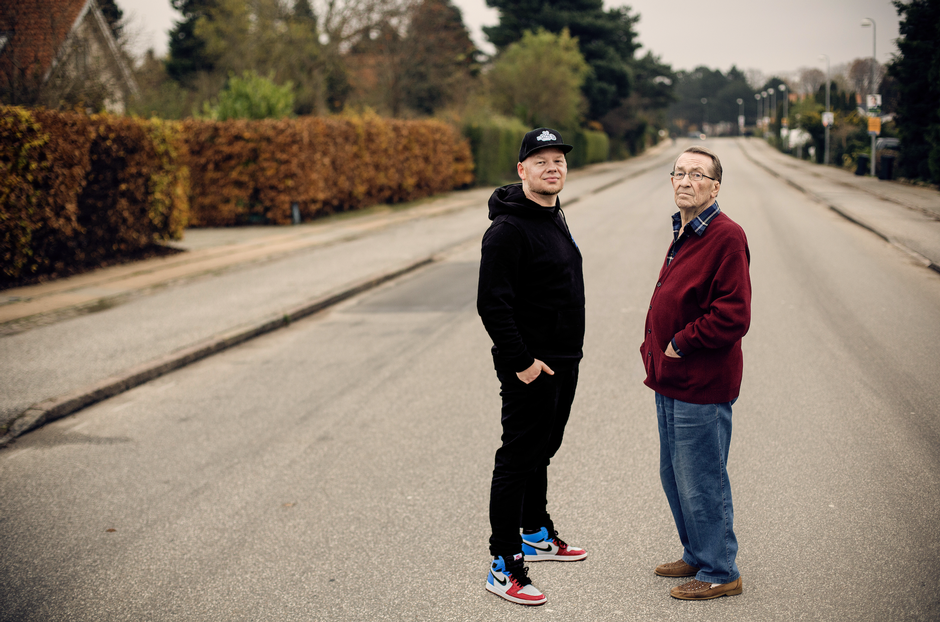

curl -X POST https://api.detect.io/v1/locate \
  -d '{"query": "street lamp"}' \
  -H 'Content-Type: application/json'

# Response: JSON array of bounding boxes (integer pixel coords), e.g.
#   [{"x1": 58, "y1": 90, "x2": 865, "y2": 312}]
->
[
  {"x1": 778, "y1": 83, "x2": 788, "y2": 150},
  {"x1": 755, "y1": 93, "x2": 761, "y2": 131},
  {"x1": 761, "y1": 91, "x2": 768, "y2": 134},
  {"x1": 701, "y1": 98, "x2": 708, "y2": 135},
  {"x1": 737, "y1": 98, "x2": 744, "y2": 135},
  {"x1": 819, "y1": 54, "x2": 831, "y2": 165},
  {"x1": 862, "y1": 17, "x2": 877, "y2": 176}
]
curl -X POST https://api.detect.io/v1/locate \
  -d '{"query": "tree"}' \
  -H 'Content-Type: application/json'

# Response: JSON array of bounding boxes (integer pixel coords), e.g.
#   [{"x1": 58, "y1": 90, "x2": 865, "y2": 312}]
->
[
  {"x1": 399, "y1": 0, "x2": 481, "y2": 115},
  {"x1": 192, "y1": 0, "x2": 325, "y2": 115},
  {"x1": 166, "y1": 0, "x2": 215, "y2": 83},
  {"x1": 889, "y1": 0, "x2": 940, "y2": 183},
  {"x1": 98, "y1": 0, "x2": 124, "y2": 41},
  {"x1": 668, "y1": 66, "x2": 755, "y2": 132},
  {"x1": 483, "y1": 0, "x2": 640, "y2": 121},
  {"x1": 486, "y1": 28, "x2": 589, "y2": 129},
  {"x1": 797, "y1": 67, "x2": 826, "y2": 97}
]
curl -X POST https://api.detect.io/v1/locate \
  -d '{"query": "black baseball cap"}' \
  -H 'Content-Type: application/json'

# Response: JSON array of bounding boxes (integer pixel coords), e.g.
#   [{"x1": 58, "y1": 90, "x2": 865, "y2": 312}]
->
[{"x1": 518, "y1": 128, "x2": 573, "y2": 162}]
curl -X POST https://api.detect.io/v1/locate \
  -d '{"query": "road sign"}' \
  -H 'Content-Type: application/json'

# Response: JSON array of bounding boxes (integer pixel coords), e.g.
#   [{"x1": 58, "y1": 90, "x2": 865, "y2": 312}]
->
[
  {"x1": 822, "y1": 112, "x2": 834, "y2": 127},
  {"x1": 868, "y1": 117, "x2": 882, "y2": 136},
  {"x1": 866, "y1": 94, "x2": 882, "y2": 109}
]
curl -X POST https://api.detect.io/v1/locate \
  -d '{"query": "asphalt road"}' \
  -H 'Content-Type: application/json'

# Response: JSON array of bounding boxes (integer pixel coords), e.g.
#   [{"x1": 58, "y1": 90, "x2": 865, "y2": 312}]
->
[{"x1": 2, "y1": 139, "x2": 939, "y2": 621}]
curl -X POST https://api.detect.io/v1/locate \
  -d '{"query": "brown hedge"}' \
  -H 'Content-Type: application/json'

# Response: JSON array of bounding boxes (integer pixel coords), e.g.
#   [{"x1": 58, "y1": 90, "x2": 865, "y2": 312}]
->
[
  {"x1": 182, "y1": 115, "x2": 474, "y2": 226},
  {"x1": 1, "y1": 110, "x2": 473, "y2": 285},
  {"x1": 0, "y1": 107, "x2": 189, "y2": 285}
]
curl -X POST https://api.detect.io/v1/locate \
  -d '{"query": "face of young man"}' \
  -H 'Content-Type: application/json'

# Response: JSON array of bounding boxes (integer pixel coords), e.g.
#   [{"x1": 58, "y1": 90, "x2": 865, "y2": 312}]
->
[
  {"x1": 518, "y1": 147, "x2": 567, "y2": 205},
  {"x1": 672, "y1": 152, "x2": 720, "y2": 213}
]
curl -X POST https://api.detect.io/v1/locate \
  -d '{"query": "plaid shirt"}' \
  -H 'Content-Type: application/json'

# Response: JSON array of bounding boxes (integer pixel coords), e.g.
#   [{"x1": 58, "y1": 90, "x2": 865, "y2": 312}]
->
[
  {"x1": 666, "y1": 201, "x2": 721, "y2": 357},
  {"x1": 667, "y1": 202, "x2": 721, "y2": 267}
]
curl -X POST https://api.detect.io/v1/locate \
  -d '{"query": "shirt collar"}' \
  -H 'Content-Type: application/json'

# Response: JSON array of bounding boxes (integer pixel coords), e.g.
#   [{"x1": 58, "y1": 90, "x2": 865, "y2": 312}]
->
[{"x1": 672, "y1": 202, "x2": 721, "y2": 238}]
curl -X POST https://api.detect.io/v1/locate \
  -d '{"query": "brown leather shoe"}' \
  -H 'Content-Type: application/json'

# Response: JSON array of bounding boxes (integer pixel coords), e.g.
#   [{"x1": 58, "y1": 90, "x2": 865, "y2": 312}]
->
[
  {"x1": 654, "y1": 559, "x2": 700, "y2": 577},
  {"x1": 670, "y1": 577, "x2": 743, "y2": 600}
]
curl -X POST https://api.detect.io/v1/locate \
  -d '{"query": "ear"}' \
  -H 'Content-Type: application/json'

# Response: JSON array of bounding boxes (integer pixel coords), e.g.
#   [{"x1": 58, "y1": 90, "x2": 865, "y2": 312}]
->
[
  {"x1": 711, "y1": 180, "x2": 720, "y2": 198},
  {"x1": 517, "y1": 161, "x2": 526, "y2": 181}
]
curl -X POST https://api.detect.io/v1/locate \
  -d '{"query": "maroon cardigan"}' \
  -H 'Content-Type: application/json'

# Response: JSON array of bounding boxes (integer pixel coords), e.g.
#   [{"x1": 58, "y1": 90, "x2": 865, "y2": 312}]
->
[{"x1": 640, "y1": 212, "x2": 751, "y2": 404}]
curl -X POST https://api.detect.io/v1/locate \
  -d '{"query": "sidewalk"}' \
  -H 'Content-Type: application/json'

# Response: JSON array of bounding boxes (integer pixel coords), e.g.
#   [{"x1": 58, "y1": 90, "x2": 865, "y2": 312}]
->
[
  {"x1": 0, "y1": 141, "x2": 677, "y2": 446},
  {"x1": 737, "y1": 138, "x2": 940, "y2": 273}
]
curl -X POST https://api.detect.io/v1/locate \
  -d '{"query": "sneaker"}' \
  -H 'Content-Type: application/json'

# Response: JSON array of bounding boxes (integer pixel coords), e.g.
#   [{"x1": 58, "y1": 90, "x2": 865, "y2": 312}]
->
[
  {"x1": 485, "y1": 553, "x2": 547, "y2": 606},
  {"x1": 521, "y1": 527, "x2": 587, "y2": 562}
]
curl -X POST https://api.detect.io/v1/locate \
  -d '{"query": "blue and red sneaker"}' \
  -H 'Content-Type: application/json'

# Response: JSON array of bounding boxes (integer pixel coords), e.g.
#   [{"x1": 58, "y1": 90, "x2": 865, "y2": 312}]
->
[
  {"x1": 522, "y1": 527, "x2": 587, "y2": 562},
  {"x1": 485, "y1": 553, "x2": 546, "y2": 606}
]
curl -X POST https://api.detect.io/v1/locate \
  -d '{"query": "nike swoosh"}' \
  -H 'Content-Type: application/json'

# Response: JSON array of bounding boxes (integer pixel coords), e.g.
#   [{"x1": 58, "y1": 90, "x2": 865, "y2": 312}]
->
[
  {"x1": 492, "y1": 573, "x2": 507, "y2": 586},
  {"x1": 527, "y1": 542, "x2": 553, "y2": 552}
]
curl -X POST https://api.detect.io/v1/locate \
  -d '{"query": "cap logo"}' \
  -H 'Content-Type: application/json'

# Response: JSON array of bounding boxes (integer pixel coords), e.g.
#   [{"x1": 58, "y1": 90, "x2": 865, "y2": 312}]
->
[{"x1": 536, "y1": 131, "x2": 557, "y2": 142}]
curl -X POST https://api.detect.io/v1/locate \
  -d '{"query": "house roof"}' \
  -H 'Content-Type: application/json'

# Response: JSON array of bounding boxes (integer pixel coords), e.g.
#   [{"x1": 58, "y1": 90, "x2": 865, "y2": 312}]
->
[{"x1": 0, "y1": 0, "x2": 91, "y2": 80}]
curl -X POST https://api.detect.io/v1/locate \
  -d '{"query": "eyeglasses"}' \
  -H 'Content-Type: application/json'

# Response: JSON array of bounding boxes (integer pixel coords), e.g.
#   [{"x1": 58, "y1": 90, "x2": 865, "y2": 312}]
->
[{"x1": 671, "y1": 171, "x2": 715, "y2": 182}]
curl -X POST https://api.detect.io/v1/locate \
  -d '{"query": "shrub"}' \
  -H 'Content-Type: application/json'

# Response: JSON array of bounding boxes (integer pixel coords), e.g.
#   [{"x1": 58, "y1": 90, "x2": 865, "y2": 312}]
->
[{"x1": 0, "y1": 107, "x2": 188, "y2": 285}]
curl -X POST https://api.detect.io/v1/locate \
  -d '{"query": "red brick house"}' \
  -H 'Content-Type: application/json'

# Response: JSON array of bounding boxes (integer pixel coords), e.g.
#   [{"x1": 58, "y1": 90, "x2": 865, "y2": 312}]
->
[{"x1": 0, "y1": 0, "x2": 139, "y2": 112}]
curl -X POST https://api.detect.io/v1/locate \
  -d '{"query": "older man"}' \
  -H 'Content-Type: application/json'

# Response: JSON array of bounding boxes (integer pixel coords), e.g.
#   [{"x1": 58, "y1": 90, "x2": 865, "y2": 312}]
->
[
  {"x1": 478, "y1": 128, "x2": 587, "y2": 606},
  {"x1": 640, "y1": 145, "x2": 751, "y2": 600}
]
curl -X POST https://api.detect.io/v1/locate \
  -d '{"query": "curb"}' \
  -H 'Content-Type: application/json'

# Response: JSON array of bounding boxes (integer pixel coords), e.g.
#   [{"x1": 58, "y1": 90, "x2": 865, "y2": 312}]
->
[
  {"x1": 0, "y1": 256, "x2": 435, "y2": 448},
  {"x1": 736, "y1": 141, "x2": 940, "y2": 276}
]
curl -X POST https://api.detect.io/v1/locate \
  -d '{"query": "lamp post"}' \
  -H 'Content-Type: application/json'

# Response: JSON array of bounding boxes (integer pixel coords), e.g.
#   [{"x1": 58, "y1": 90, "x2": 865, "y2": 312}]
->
[
  {"x1": 761, "y1": 91, "x2": 768, "y2": 135},
  {"x1": 862, "y1": 17, "x2": 877, "y2": 176},
  {"x1": 701, "y1": 98, "x2": 708, "y2": 135},
  {"x1": 755, "y1": 93, "x2": 761, "y2": 133},
  {"x1": 819, "y1": 54, "x2": 831, "y2": 165},
  {"x1": 778, "y1": 83, "x2": 788, "y2": 145},
  {"x1": 737, "y1": 98, "x2": 744, "y2": 135}
]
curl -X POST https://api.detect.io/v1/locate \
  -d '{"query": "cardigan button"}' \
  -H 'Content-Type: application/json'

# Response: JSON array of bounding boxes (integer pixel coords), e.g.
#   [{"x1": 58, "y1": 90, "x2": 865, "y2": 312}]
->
[
  {"x1": 656, "y1": 282, "x2": 662, "y2": 287},
  {"x1": 647, "y1": 329, "x2": 651, "y2": 333}
]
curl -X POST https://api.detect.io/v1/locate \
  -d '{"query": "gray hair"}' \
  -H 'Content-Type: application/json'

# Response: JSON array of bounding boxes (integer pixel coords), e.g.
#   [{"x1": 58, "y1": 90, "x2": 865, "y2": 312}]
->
[{"x1": 675, "y1": 146, "x2": 722, "y2": 182}]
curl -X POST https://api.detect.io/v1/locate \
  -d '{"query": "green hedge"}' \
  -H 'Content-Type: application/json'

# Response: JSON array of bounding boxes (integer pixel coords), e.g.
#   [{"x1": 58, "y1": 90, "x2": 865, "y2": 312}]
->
[{"x1": 463, "y1": 119, "x2": 610, "y2": 187}]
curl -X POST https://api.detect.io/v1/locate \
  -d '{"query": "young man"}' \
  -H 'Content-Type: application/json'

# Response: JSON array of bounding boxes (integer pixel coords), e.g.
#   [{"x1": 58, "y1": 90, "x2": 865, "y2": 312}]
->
[
  {"x1": 640, "y1": 145, "x2": 751, "y2": 600},
  {"x1": 477, "y1": 128, "x2": 588, "y2": 606}
]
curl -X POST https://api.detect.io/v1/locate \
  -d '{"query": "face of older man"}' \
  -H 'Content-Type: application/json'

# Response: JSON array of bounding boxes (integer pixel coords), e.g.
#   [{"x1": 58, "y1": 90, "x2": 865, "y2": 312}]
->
[
  {"x1": 672, "y1": 152, "x2": 720, "y2": 213},
  {"x1": 518, "y1": 147, "x2": 567, "y2": 204}
]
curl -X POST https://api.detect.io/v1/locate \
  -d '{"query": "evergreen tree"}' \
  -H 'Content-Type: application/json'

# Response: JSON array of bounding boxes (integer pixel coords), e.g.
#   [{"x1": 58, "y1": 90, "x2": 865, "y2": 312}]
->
[
  {"x1": 166, "y1": 0, "x2": 215, "y2": 84},
  {"x1": 293, "y1": 0, "x2": 316, "y2": 22},
  {"x1": 401, "y1": 0, "x2": 480, "y2": 115},
  {"x1": 483, "y1": 0, "x2": 639, "y2": 120},
  {"x1": 97, "y1": 0, "x2": 124, "y2": 40},
  {"x1": 889, "y1": 0, "x2": 940, "y2": 183}
]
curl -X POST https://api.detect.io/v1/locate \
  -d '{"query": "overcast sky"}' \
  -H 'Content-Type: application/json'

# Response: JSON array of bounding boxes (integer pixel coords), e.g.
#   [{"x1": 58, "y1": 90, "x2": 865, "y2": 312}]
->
[{"x1": 117, "y1": 0, "x2": 901, "y2": 78}]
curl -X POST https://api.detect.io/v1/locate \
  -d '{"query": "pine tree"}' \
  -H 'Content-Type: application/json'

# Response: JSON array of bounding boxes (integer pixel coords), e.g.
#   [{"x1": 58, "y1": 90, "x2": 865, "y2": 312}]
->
[
  {"x1": 166, "y1": 0, "x2": 215, "y2": 83},
  {"x1": 97, "y1": 0, "x2": 124, "y2": 40},
  {"x1": 889, "y1": 0, "x2": 940, "y2": 183}
]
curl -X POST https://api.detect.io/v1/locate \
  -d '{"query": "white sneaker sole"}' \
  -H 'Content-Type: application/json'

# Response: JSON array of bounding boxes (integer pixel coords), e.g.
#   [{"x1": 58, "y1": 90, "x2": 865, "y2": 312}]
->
[
  {"x1": 485, "y1": 582, "x2": 547, "y2": 606},
  {"x1": 523, "y1": 551, "x2": 588, "y2": 562}
]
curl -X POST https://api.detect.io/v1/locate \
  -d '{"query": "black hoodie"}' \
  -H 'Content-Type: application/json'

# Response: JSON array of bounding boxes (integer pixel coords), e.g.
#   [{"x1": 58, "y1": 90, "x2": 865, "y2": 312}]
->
[{"x1": 477, "y1": 183, "x2": 585, "y2": 372}]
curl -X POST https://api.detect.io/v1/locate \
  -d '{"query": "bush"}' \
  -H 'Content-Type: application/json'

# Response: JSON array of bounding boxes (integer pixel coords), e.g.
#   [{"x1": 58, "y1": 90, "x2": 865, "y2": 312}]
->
[
  {"x1": 182, "y1": 114, "x2": 474, "y2": 226},
  {"x1": 565, "y1": 128, "x2": 609, "y2": 169},
  {"x1": 0, "y1": 107, "x2": 189, "y2": 285},
  {"x1": 463, "y1": 116, "x2": 530, "y2": 187},
  {"x1": 203, "y1": 71, "x2": 296, "y2": 121}
]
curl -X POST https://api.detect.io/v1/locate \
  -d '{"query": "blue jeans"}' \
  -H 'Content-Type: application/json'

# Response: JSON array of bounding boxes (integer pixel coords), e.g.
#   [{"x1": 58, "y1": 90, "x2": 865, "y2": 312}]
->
[{"x1": 656, "y1": 394, "x2": 739, "y2": 584}]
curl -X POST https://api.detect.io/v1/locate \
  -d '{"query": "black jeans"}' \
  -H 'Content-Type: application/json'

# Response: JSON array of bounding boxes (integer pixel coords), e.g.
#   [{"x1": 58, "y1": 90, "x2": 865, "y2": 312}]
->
[{"x1": 489, "y1": 364, "x2": 579, "y2": 557}]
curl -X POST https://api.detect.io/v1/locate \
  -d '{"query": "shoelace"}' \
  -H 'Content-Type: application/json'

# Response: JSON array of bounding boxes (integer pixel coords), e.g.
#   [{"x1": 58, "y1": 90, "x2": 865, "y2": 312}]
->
[
  {"x1": 503, "y1": 559, "x2": 533, "y2": 586},
  {"x1": 551, "y1": 530, "x2": 569, "y2": 550}
]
